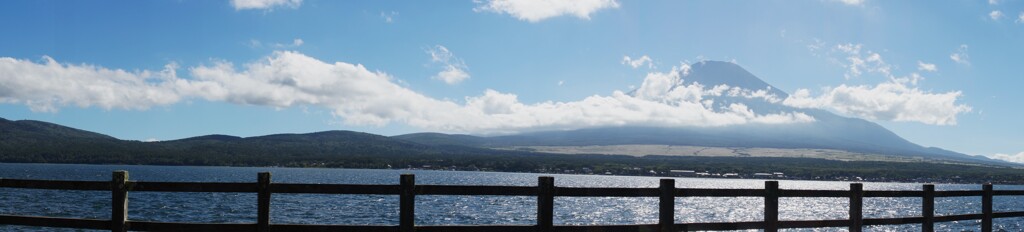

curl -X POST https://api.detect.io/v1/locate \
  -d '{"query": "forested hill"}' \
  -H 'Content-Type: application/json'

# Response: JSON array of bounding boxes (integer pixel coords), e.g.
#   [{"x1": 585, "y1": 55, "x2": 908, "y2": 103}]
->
[
  {"x1": 3, "y1": 117, "x2": 1024, "y2": 183},
  {"x1": 0, "y1": 117, "x2": 536, "y2": 166}
]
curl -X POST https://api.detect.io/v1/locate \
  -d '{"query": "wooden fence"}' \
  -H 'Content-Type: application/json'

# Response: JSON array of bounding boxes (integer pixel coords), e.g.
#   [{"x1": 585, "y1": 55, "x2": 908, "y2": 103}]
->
[{"x1": 0, "y1": 171, "x2": 1022, "y2": 232}]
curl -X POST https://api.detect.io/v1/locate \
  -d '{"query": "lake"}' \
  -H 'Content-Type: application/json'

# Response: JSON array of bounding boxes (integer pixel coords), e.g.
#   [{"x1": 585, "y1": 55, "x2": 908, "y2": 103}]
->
[{"x1": 1, "y1": 163, "x2": 1021, "y2": 231}]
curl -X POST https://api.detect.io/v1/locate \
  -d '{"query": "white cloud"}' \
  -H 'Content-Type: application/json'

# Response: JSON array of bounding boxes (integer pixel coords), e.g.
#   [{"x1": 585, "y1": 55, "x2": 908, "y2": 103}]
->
[
  {"x1": 950, "y1": 44, "x2": 970, "y2": 66},
  {"x1": 989, "y1": 152, "x2": 1024, "y2": 164},
  {"x1": 836, "y1": 0, "x2": 865, "y2": 6},
  {"x1": 621, "y1": 55, "x2": 654, "y2": 69},
  {"x1": 917, "y1": 61, "x2": 937, "y2": 72},
  {"x1": 435, "y1": 66, "x2": 470, "y2": 85},
  {"x1": 426, "y1": 45, "x2": 470, "y2": 85},
  {"x1": 230, "y1": 0, "x2": 301, "y2": 10},
  {"x1": 990, "y1": 10, "x2": 1005, "y2": 21},
  {"x1": 1018, "y1": 12, "x2": 1024, "y2": 23},
  {"x1": 807, "y1": 38, "x2": 826, "y2": 55},
  {"x1": 190, "y1": 55, "x2": 814, "y2": 133},
  {"x1": 247, "y1": 39, "x2": 263, "y2": 48},
  {"x1": 248, "y1": 38, "x2": 304, "y2": 48},
  {"x1": 0, "y1": 53, "x2": 815, "y2": 134},
  {"x1": 804, "y1": 41, "x2": 971, "y2": 125},
  {"x1": 989, "y1": 0, "x2": 999, "y2": 5},
  {"x1": 0, "y1": 57, "x2": 186, "y2": 112},
  {"x1": 381, "y1": 11, "x2": 398, "y2": 23},
  {"x1": 557, "y1": 80, "x2": 564, "y2": 86},
  {"x1": 783, "y1": 79, "x2": 971, "y2": 125},
  {"x1": 832, "y1": 43, "x2": 891, "y2": 79},
  {"x1": 474, "y1": 0, "x2": 620, "y2": 22}
]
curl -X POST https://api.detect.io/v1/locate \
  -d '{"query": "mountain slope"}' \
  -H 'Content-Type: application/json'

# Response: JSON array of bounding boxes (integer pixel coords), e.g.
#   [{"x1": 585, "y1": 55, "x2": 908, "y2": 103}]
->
[{"x1": 0, "y1": 118, "x2": 116, "y2": 141}]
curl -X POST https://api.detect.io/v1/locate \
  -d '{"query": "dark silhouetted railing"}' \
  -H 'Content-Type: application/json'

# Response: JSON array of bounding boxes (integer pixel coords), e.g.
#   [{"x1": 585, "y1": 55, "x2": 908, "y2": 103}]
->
[{"x1": 0, "y1": 171, "x2": 1020, "y2": 231}]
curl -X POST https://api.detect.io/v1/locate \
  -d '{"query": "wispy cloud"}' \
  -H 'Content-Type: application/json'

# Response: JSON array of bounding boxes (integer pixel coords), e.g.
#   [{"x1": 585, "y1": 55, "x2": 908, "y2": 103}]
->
[
  {"x1": 836, "y1": 0, "x2": 865, "y2": 6},
  {"x1": 832, "y1": 43, "x2": 891, "y2": 79},
  {"x1": 0, "y1": 52, "x2": 814, "y2": 134},
  {"x1": 917, "y1": 61, "x2": 937, "y2": 72},
  {"x1": 1017, "y1": 12, "x2": 1024, "y2": 23},
  {"x1": 380, "y1": 11, "x2": 398, "y2": 23},
  {"x1": 230, "y1": 0, "x2": 302, "y2": 11},
  {"x1": 474, "y1": 0, "x2": 620, "y2": 22},
  {"x1": 290, "y1": 39, "x2": 304, "y2": 47},
  {"x1": 426, "y1": 45, "x2": 470, "y2": 85},
  {"x1": 621, "y1": 55, "x2": 654, "y2": 69},
  {"x1": 248, "y1": 38, "x2": 304, "y2": 49},
  {"x1": 950, "y1": 44, "x2": 970, "y2": 66},
  {"x1": 990, "y1": 10, "x2": 1005, "y2": 21}
]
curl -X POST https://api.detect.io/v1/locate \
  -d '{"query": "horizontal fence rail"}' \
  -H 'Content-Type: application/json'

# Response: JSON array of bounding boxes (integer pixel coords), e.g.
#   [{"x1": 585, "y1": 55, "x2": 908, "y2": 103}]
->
[{"x1": 0, "y1": 171, "x2": 1021, "y2": 231}]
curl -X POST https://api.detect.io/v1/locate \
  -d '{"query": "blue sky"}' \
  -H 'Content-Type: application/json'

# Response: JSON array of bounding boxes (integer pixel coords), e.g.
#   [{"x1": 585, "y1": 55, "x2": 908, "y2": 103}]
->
[{"x1": 1, "y1": 0, "x2": 1023, "y2": 162}]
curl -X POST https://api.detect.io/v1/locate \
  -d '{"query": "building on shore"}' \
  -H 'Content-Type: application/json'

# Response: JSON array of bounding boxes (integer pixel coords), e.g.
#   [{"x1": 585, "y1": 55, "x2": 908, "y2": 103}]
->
[{"x1": 669, "y1": 170, "x2": 696, "y2": 177}]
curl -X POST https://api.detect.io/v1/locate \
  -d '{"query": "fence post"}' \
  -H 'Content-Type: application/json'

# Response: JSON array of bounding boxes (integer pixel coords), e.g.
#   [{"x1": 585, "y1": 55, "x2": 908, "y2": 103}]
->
[
  {"x1": 538, "y1": 176, "x2": 554, "y2": 232},
  {"x1": 983, "y1": 183, "x2": 993, "y2": 232},
  {"x1": 111, "y1": 171, "x2": 128, "y2": 232},
  {"x1": 765, "y1": 181, "x2": 779, "y2": 232},
  {"x1": 258, "y1": 172, "x2": 271, "y2": 232},
  {"x1": 923, "y1": 184, "x2": 934, "y2": 232},
  {"x1": 659, "y1": 179, "x2": 675, "y2": 232},
  {"x1": 400, "y1": 174, "x2": 415, "y2": 232},
  {"x1": 849, "y1": 183, "x2": 863, "y2": 232}
]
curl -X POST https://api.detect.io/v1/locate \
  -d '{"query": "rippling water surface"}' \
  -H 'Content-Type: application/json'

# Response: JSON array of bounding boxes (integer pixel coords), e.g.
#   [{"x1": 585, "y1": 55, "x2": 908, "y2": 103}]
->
[{"x1": 1, "y1": 163, "x2": 1022, "y2": 231}]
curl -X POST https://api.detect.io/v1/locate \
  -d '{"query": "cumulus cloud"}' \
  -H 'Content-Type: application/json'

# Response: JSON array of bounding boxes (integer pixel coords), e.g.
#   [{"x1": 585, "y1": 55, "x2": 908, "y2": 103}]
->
[
  {"x1": 783, "y1": 79, "x2": 971, "y2": 125},
  {"x1": 426, "y1": 45, "x2": 470, "y2": 85},
  {"x1": 0, "y1": 57, "x2": 186, "y2": 112},
  {"x1": 950, "y1": 44, "x2": 970, "y2": 66},
  {"x1": 0, "y1": 52, "x2": 815, "y2": 134},
  {"x1": 230, "y1": 0, "x2": 301, "y2": 10},
  {"x1": 989, "y1": 152, "x2": 1024, "y2": 164},
  {"x1": 804, "y1": 41, "x2": 972, "y2": 125},
  {"x1": 621, "y1": 55, "x2": 653, "y2": 69},
  {"x1": 474, "y1": 0, "x2": 620, "y2": 22},
  {"x1": 917, "y1": 61, "x2": 937, "y2": 72},
  {"x1": 990, "y1": 10, "x2": 1005, "y2": 21}
]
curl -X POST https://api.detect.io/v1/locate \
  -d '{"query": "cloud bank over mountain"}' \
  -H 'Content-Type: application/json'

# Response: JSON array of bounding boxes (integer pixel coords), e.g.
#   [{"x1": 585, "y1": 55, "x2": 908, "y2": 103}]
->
[
  {"x1": 1, "y1": 52, "x2": 822, "y2": 134},
  {"x1": 795, "y1": 41, "x2": 972, "y2": 126}
]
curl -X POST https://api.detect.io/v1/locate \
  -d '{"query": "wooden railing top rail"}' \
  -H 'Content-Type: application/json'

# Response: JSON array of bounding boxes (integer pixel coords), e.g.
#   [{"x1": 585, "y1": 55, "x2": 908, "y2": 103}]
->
[
  {"x1": 0, "y1": 178, "x2": 1010, "y2": 197},
  {"x1": 0, "y1": 172, "x2": 1019, "y2": 232}
]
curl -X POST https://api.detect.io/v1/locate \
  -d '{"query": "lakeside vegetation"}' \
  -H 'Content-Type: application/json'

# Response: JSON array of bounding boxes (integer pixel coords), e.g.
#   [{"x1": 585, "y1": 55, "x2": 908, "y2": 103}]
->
[{"x1": 3, "y1": 138, "x2": 1023, "y2": 184}]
